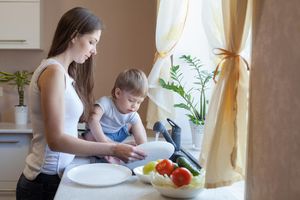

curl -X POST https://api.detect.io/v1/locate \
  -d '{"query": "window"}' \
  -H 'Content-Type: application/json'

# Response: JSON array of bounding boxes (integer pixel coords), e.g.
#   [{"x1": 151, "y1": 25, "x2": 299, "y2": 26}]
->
[{"x1": 171, "y1": 0, "x2": 251, "y2": 142}]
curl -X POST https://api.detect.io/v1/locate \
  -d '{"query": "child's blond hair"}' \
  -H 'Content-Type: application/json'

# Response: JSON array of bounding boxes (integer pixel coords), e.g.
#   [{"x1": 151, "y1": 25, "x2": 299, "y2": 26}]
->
[{"x1": 111, "y1": 68, "x2": 148, "y2": 98}]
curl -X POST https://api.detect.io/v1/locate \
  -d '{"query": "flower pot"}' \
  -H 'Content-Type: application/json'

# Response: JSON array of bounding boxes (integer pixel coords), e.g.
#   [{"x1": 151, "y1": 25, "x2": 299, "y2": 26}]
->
[
  {"x1": 189, "y1": 121, "x2": 205, "y2": 150},
  {"x1": 14, "y1": 106, "x2": 28, "y2": 125}
]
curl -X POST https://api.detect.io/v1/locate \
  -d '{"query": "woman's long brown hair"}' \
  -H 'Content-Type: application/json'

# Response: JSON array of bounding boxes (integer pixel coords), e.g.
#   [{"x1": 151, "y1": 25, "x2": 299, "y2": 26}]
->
[{"x1": 47, "y1": 7, "x2": 104, "y2": 122}]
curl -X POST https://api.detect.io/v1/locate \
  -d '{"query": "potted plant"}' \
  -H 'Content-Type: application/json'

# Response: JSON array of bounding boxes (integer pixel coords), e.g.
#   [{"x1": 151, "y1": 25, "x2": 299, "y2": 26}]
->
[
  {"x1": 0, "y1": 70, "x2": 33, "y2": 124},
  {"x1": 159, "y1": 55, "x2": 214, "y2": 149}
]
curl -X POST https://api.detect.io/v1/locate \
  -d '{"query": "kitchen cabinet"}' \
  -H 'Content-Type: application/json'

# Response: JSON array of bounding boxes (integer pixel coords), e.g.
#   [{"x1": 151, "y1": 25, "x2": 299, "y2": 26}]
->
[
  {"x1": 0, "y1": 123, "x2": 32, "y2": 200},
  {"x1": 0, "y1": 0, "x2": 40, "y2": 49}
]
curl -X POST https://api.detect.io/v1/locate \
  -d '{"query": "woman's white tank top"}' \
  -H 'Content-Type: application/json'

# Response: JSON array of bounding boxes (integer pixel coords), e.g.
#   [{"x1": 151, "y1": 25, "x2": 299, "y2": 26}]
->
[{"x1": 23, "y1": 58, "x2": 83, "y2": 180}]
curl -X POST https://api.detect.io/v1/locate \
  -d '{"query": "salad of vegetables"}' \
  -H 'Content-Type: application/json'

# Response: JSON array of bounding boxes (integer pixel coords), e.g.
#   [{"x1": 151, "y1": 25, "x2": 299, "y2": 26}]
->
[{"x1": 143, "y1": 157, "x2": 205, "y2": 188}]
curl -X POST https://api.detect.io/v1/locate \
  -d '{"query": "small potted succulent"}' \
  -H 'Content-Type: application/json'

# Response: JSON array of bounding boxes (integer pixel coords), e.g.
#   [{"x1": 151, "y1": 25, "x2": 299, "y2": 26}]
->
[
  {"x1": 159, "y1": 55, "x2": 214, "y2": 149},
  {"x1": 0, "y1": 70, "x2": 33, "y2": 124}
]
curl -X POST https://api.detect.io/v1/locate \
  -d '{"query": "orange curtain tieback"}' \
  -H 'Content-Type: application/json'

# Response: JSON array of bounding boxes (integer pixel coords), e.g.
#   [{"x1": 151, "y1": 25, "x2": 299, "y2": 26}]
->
[
  {"x1": 154, "y1": 51, "x2": 167, "y2": 59},
  {"x1": 213, "y1": 48, "x2": 249, "y2": 83}
]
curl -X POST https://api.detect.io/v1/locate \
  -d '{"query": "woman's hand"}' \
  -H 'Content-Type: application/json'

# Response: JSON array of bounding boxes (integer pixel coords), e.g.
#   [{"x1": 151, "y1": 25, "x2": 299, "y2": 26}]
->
[
  {"x1": 112, "y1": 143, "x2": 146, "y2": 163},
  {"x1": 124, "y1": 140, "x2": 137, "y2": 146}
]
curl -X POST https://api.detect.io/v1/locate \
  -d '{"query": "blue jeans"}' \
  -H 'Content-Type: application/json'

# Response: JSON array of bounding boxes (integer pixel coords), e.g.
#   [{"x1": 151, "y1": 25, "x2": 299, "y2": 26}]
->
[
  {"x1": 16, "y1": 173, "x2": 60, "y2": 200},
  {"x1": 105, "y1": 125, "x2": 130, "y2": 142}
]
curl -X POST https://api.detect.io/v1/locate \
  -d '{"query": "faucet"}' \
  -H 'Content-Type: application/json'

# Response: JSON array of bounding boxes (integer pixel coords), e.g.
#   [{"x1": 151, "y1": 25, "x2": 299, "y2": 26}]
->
[
  {"x1": 153, "y1": 120, "x2": 177, "y2": 148},
  {"x1": 167, "y1": 118, "x2": 181, "y2": 151},
  {"x1": 153, "y1": 118, "x2": 202, "y2": 170},
  {"x1": 153, "y1": 118, "x2": 181, "y2": 152}
]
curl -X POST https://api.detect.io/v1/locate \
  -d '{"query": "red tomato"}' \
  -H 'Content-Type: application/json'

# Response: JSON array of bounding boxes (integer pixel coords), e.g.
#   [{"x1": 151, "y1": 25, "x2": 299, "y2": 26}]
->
[
  {"x1": 170, "y1": 167, "x2": 192, "y2": 187},
  {"x1": 155, "y1": 159, "x2": 175, "y2": 176}
]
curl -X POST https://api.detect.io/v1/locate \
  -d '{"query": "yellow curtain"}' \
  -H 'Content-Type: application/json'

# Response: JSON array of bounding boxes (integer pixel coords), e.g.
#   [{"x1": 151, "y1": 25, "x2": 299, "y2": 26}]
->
[
  {"x1": 200, "y1": 0, "x2": 252, "y2": 188},
  {"x1": 146, "y1": 0, "x2": 189, "y2": 129}
]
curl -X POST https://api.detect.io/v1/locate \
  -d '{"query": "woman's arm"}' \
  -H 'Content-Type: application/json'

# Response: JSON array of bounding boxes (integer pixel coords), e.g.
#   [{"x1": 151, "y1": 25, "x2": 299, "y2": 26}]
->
[{"x1": 38, "y1": 65, "x2": 145, "y2": 162}]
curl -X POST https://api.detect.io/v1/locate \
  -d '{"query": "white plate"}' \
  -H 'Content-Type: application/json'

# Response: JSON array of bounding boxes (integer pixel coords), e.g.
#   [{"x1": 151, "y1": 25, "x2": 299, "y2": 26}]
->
[
  {"x1": 125, "y1": 141, "x2": 175, "y2": 169},
  {"x1": 67, "y1": 163, "x2": 132, "y2": 187},
  {"x1": 133, "y1": 165, "x2": 151, "y2": 184}
]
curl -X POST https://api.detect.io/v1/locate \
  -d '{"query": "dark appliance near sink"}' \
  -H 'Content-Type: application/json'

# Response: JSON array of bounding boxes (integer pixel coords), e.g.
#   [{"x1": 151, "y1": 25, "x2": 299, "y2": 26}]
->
[{"x1": 153, "y1": 118, "x2": 202, "y2": 171}]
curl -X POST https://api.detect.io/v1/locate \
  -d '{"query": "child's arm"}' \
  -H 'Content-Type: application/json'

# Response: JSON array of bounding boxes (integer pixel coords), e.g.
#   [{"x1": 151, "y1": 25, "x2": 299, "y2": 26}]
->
[
  {"x1": 88, "y1": 105, "x2": 110, "y2": 143},
  {"x1": 130, "y1": 117, "x2": 148, "y2": 145}
]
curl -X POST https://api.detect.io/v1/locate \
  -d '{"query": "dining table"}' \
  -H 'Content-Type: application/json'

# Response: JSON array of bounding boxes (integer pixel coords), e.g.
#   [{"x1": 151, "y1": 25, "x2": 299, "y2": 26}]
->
[{"x1": 54, "y1": 138, "x2": 244, "y2": 200}]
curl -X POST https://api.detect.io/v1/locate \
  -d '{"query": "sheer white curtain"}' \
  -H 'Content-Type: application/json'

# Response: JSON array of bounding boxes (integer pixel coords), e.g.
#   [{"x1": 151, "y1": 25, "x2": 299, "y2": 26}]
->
[
  {"x1": 146, "y1": 0, "x2": 189, "y2": 129},
  {"x1": 200, "y1": 0, "x2": 252, "y2": 188}
]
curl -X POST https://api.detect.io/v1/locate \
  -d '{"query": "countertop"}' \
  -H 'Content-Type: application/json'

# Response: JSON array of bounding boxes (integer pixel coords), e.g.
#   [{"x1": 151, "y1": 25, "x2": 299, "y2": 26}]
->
[
  {"x1": 54, "y1": 140, "x2": 244, "y2": 200},
  {"x1": 0, "y1": 122, "x2": 32, "y2": 134},
  {"x1": 0, "y1": 122, "x2": 84, "y2": 134}
]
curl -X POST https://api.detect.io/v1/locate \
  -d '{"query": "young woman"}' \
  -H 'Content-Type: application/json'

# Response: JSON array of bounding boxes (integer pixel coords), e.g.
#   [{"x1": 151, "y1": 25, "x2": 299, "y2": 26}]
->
[{"x1": 16, "y1": 7, "x2": 146, "y2": 200}]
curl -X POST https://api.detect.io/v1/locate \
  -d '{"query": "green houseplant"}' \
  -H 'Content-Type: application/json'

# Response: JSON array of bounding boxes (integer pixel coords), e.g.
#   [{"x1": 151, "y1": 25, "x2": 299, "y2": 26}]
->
[
  {"x1": 159, "y1": 55, "x2": 214, "y2": 125},
  {"x1": 0, "y1": 70, "x2": 33, "y2": 106},
  {"x1": 0, "y1": 70, "x2": 33, "y2": 124},
  {"x1": 159, "y1": 55, "x2": 214, "y2": 149}
]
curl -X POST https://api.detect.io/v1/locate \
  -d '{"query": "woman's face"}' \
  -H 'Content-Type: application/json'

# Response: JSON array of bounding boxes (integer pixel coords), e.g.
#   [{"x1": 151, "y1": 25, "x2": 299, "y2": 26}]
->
[{"x1": 71, "y1": 30, "x2": 101, "y2": 64}]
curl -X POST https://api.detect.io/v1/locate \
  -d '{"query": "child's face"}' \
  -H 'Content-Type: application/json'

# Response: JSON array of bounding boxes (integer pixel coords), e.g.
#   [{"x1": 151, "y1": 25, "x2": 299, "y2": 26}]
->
[{"x1": 114, "y1": 88, "x2": 145, "y2": 114}]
